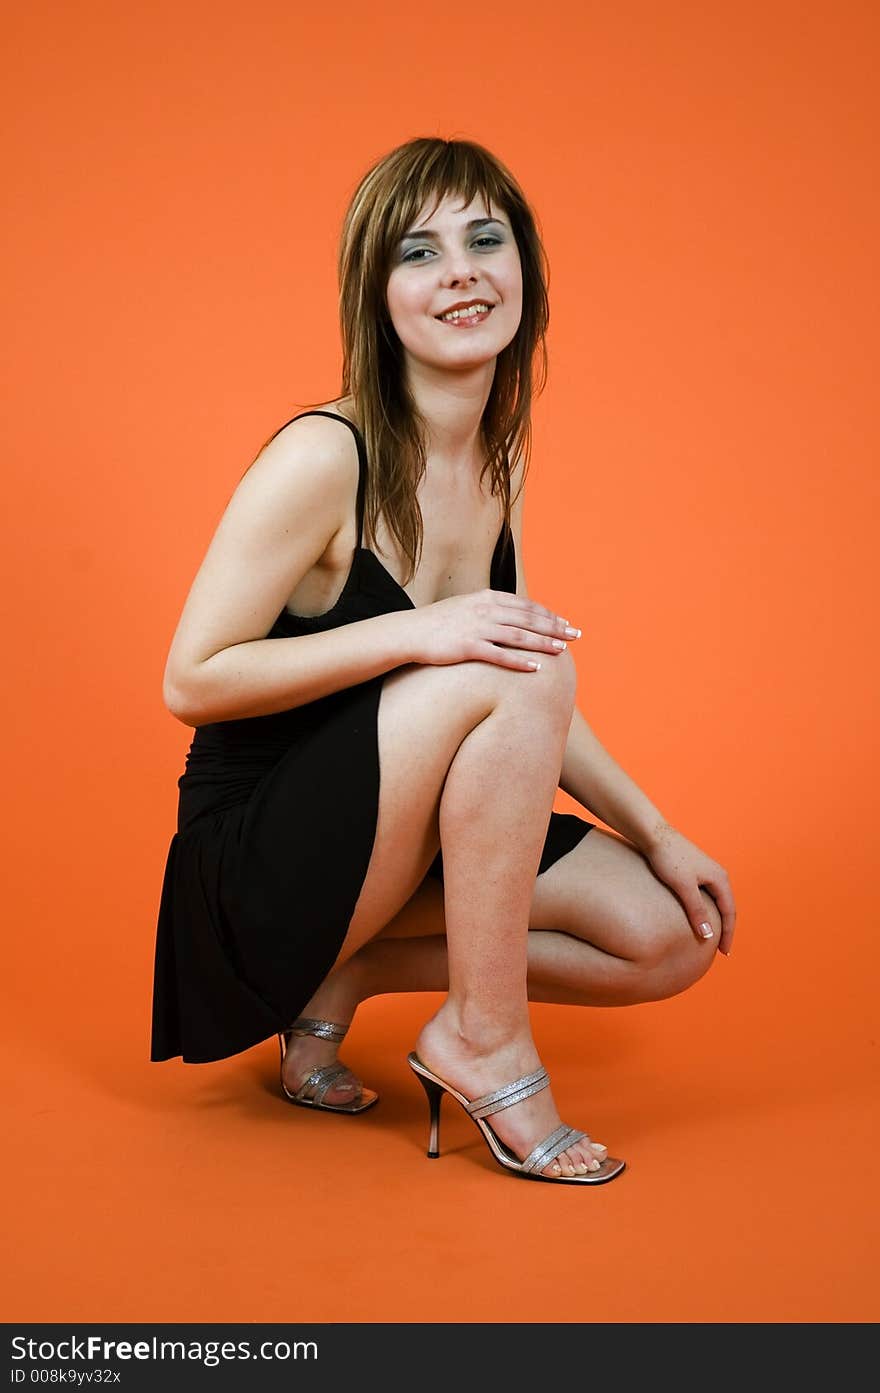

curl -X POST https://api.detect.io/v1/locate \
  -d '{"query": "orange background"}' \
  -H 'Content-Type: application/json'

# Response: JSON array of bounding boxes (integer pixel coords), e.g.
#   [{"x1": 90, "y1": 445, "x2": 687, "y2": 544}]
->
[{"x1": 3, "y1": 0, "x2": 878, "y2": 1323}]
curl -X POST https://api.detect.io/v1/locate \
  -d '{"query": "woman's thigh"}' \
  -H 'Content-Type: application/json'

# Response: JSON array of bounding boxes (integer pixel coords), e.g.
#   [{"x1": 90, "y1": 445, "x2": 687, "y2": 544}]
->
[{"x1": 527, "y1": 825, "x2": 721, "y2": 963}]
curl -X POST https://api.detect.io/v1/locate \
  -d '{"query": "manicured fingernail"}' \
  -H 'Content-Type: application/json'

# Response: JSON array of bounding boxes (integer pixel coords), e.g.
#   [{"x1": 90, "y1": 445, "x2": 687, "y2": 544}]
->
[
  {"x1": 528, "y1": 661, "x2": 542, "y2": 670},
  {"x1": 564, "y1": 626, "x2": 581, "y2": 638},
  {"x1": 699, "y1": 922, "x2": 713, "y2": 939},
  {"x1": 551, "y1": 639, "x2": 567, "y2": 649}
]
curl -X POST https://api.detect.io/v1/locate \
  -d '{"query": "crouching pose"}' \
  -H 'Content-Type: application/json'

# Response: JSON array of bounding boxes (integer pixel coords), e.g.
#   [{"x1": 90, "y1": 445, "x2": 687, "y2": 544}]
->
[{"x1": 152, "y1": 135, "x2": 736, "y2": 1185}]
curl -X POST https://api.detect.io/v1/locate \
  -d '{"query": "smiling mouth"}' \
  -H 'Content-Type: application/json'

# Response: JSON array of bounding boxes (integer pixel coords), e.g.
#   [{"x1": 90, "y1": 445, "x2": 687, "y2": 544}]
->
[{"x1": 435, "y1": 305, "x2": 494, "y2": 326}]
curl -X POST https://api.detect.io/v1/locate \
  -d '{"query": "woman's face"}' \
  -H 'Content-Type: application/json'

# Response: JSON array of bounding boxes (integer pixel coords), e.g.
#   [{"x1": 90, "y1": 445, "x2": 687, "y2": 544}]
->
[{"x1": 385, "y1": 192, "x2": 523, "y2": 376}]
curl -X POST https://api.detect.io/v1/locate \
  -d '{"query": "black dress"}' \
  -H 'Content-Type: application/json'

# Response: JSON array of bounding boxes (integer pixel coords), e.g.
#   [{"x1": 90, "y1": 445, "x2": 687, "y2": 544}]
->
[{"x1": 150, "y1": 412, "x2": 596, "y2": 1063}]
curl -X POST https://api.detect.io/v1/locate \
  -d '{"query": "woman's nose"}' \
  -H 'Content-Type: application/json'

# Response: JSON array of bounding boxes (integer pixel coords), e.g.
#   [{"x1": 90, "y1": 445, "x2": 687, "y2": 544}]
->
[
  {"x1": 441, "y1": 254, "x2": 479, "y2": 286},
  {"x1": 444, "y1": 271, "x2": 478, "y2": 291}
]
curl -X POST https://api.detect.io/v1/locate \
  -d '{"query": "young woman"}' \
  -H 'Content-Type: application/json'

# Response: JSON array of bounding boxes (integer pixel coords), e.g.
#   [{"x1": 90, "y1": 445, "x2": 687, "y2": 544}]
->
[{"x1": 152, "y1": 136, "x2": 736, "y2": 1185}]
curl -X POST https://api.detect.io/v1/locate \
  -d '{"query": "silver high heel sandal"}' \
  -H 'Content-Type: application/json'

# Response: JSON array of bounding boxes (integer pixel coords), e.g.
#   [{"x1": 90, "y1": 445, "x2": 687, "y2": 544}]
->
[
  {"x1": 278, "y1": 1017, "x2": 379, "y2": 1114},
  {"x1": 407, "y1": 1051, "x2": 625, "y2": 1183}
]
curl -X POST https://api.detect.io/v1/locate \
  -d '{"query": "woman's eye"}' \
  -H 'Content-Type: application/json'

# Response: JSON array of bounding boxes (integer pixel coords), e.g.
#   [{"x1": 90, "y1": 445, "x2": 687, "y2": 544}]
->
[{"x1": 402, "y1": 236, "x2": 502, "y2": 263}]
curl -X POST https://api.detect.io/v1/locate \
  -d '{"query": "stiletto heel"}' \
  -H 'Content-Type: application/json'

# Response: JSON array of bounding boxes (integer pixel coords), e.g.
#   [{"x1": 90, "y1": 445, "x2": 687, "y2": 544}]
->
[
  {"x1": 278, "y1": 1016, "x2": 379, "y2": 1114},
  {"x1": 413, "y1": 1069, "x2": 444, "y2": 1157},
  {"x1": 407, "y1": 1051, "x2": 626, "y2": 1184}
]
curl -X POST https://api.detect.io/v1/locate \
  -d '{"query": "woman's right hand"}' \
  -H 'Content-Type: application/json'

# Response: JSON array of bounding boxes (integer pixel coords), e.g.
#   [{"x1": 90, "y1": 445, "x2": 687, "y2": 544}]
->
[{"x1": 407, "y1": 589, "x2": 582, "y2": 671}]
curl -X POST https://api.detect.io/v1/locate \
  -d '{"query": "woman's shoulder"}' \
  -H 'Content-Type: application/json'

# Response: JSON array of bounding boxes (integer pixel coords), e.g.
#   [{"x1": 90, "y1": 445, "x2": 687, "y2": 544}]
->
[
  {"x1": 260, "y1": 397, "x2": 363, "y2": 470},
  {"x1": 240, "y1": 399, "x2": 362, "y2": 513},
  {"x1": 263, "y1": 396, "x2": 359, "y2": 447}
]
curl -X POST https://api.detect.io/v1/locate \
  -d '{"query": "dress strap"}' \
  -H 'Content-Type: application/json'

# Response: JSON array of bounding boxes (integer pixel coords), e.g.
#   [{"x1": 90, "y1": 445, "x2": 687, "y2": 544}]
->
[{"x1": 281, "y1": 409, "x2": 367, "y2": 549}]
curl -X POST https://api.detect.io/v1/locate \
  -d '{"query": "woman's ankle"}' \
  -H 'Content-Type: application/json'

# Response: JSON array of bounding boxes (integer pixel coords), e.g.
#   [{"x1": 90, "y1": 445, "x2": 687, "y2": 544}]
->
[
  {"x1": 423, "y1": 1001, "x2": 532, "y2": 1056},
  {"x1": 300, "y1": 957, "x2": 367, "y2": 1026}
]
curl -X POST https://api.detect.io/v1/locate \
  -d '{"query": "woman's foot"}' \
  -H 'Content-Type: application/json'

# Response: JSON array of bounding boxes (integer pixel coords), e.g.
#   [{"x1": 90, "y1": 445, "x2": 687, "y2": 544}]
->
[
  {"x1": 280, "y1": 964, "x2": 367, "y2": 1106},
  {"x1": 414, "y1": 1008, "x2": 608, "y2": 1178}
]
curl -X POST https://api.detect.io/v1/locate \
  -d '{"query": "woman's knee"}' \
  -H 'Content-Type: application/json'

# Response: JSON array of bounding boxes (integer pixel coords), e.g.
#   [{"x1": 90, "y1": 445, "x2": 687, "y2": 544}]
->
[
  {"x1": 635, "y1": 887, "x2": 723, "y2": 1000},
  {"x1": 382, "y1": 643, "x2": 576, "y2": 734},
  {"x1": 533, "y1": 644, "x2": 578, "y2": 708},
  {"x1": 456, "y1": 643, "x2": 577, "y2": 722}
]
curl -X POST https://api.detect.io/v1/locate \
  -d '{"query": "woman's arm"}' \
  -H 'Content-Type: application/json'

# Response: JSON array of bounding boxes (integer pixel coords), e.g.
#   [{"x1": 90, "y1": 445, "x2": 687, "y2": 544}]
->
[
  {"x1": 163, "y1": 416, "x2": 416, "y2": 727},
  {"x1": 557, "y1": 707, "x2": 668, "y2": 852},
  {"x1": 167, "y1": 615, "x2": 417, "y2": 727},
  {"x1": 508, "y1": 455, "x2": 667, "y2": 853},
  {"x1": 509, "y1": 456, "x2": 736, "y2": 951}
]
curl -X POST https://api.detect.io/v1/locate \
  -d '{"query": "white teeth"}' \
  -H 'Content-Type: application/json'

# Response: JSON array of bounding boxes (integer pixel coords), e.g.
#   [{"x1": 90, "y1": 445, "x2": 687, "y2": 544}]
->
[{"x1": 440, "y1": 304, "x2": 491, "y2": 321}]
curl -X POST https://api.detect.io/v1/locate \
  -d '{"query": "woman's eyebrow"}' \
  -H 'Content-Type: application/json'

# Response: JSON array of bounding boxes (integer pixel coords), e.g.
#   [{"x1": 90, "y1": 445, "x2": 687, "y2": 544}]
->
[{"x1": 399, "y1": 217, "x2": 507, "y2": 244}]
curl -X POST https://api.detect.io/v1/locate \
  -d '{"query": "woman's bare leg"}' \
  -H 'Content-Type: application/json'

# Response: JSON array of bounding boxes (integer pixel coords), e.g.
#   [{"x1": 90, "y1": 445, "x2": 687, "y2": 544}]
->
[
  {"x1": 361, "y1": 823, "x2": 725, "y2": 1007},
  {"x1": 408, "y1": 660, "x2": 600, "y2": 1175},
  {"x1": 290, "y1": 825, "x2": 723, "y2": 1144},
  {"x1": 283, "y1": 650, "x2": 613, "y2": 1175}
]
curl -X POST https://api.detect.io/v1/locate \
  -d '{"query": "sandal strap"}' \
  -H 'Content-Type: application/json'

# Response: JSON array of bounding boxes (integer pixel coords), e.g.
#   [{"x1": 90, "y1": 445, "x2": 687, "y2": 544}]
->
[
  {"x1": 466, "y1": 1066, "x2": 550, "y2": 1120},
  {"x1": 521, "y1": 1124, "x2": 588, "y2": 1174},
  {"x1": 290, "y1": 1017, "x2": 348, "y2": 1043},
  {"x1": 296, "y1": 1061, "x2": 358, "y2": 1104}
]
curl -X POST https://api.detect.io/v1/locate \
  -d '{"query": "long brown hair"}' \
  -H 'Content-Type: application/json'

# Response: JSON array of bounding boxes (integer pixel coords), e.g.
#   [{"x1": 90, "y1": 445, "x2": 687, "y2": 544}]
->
[{"x1": 266, "y1": 136, "x2": 550, "y2": 586}]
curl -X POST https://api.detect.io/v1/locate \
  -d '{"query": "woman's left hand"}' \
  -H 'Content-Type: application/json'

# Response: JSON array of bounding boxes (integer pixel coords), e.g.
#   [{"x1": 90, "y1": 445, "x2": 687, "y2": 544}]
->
[{"x1": 642, "y1": 824, "x2": 736, "y2": 956}]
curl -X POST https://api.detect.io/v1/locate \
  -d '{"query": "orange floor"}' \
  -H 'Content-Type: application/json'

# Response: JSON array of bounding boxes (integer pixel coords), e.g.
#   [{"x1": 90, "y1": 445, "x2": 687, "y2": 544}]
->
[{"x1": 5, "y1": 841, "x2": 877, "y2": 1324}]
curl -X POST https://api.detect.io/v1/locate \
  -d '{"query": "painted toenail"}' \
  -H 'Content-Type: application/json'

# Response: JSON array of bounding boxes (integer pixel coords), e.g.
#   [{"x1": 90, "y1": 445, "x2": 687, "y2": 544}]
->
[
  {"x1": 552, "y1": 1163, "x2": 562, "y2": 1174},
  {"x1": 576, "y1": 1164, "x2": 589, "y2": 1174},
  {"x1": 588, "y1": 1159, "x2": 601, "y2": 1171}
]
